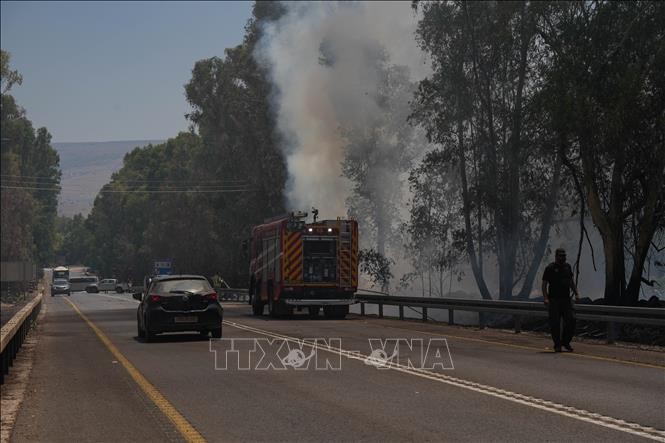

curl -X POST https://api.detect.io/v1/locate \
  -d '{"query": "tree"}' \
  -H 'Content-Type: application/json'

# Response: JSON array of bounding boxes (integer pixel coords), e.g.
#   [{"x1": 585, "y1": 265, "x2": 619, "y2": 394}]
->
[
  {"x1": 411, "y1": 1, "x2": 563, "y2": 300},
  {"x1": 1, "y1": 50, "x2": 61, "y2": 265},
  {"x1": 1, "y1": 49, "x2": 23, "y2": 94},
  {"x1": 55, "y1": 214, "x2": 92, "y2": 265},
  {"x1": 338, "y1": 53, "x2": 419, "y2": 291},
  {"x1": 184, "y1": 3, "x2": 288, "y2": 284},
  {"x1": 403, "y1": 149, "x2": 465, "y2": 297},
  {"x1": 539, "y1": 1, "x2": 665, "y2": 305},
  {"x1": 359, "y1": 248, "x2": 394, "y2": 292},
  {"x1": 79, "y1": 4, "x2": 289, "y2": 285}
]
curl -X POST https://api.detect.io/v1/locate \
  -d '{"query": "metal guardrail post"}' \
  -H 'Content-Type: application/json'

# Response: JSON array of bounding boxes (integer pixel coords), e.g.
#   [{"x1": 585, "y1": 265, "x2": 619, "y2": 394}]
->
[
  {"x1": 514, "y1": 315, "x2": 522, "y2": 333},
  {"x1": 360, "y1": 302, "x2": 365, "y2": 316},
  {"x1": 422, "y1": 307, "x2": 428, "y2": 322},
  {"x1": 479, "y1": 312, "x2": 486, "y2": 329},
  {"x1": 607, "y1": 322, "x2": 617, "y2": 344},
  {"x1": 399, "y1": 305, "x2": 404, "y2": 320},
  {"x1": 378, "y1": 303, "x2": 383, "y2": 319},
  {"x1": 448, "y1": 309, "x2": 454, "y2": 326}
]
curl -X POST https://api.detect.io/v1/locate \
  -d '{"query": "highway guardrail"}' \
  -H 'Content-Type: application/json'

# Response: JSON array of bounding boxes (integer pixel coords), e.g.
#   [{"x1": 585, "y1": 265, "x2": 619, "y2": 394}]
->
[
  {"x1": 354, "y1": 290, "x2": 665, "y2": 343},
  {"x1": 208, "y1": 286, "x2": 663, "y2": 343},
  {"x1": 1, "y1": 292, "x2": 42, "y2": 384},
  {"x1": 216, "y1": 287, "x2": 249, "y2": 302}
]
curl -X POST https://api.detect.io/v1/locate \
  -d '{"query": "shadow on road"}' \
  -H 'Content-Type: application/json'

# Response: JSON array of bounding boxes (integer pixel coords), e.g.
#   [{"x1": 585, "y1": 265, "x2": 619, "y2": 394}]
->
[{"x1": 133, "y1": 333, "x2": 212, "y2": 344}]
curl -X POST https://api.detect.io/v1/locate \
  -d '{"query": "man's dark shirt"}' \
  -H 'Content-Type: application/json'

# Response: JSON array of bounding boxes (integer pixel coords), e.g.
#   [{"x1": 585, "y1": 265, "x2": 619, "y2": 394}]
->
[{"x1": 542, "y1": 262, "x2": 573, "y2": 299}]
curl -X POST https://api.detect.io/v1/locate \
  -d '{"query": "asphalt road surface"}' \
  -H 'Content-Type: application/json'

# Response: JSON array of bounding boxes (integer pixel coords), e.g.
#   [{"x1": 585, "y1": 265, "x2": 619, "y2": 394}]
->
[{"x1": 8, "y1": 291, "x2": 665, "y2": 442}]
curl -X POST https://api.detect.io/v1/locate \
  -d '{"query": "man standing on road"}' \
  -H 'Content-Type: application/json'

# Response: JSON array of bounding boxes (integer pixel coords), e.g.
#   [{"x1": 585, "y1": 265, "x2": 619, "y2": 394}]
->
[{"x1": 542, "y1": 248, "x2": 580, "y2": 352}]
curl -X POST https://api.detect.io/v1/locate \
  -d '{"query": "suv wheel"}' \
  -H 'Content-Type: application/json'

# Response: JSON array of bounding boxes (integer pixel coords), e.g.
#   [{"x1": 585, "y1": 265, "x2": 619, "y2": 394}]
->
[
  {"x1": 211, "y1": 327, "x2": 222, "y2": 338},
  {"x1": 144, "y1": 317, "x2": 156, "y2": 342}
]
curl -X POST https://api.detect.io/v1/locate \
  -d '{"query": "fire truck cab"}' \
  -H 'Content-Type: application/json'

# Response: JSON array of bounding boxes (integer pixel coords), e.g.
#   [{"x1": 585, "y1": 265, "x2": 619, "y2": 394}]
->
[{"x1": 248, "y1": 211, "x2": 358, "y2": 319}]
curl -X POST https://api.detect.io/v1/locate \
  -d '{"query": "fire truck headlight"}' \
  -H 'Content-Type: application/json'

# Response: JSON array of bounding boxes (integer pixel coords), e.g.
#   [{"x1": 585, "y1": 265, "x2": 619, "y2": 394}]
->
[{"x1": 328, "y1": 228, "x2": 332, "y2": 232}]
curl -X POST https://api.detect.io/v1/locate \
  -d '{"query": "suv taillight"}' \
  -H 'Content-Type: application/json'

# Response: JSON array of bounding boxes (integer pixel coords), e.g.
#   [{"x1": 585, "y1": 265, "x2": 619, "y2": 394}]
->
[
  {"x1": 204, "y1": 292, "x2": 218, "y2": 301},
  {"x1": 149, "y1": 294, "x2": 162, "y2": 302}
]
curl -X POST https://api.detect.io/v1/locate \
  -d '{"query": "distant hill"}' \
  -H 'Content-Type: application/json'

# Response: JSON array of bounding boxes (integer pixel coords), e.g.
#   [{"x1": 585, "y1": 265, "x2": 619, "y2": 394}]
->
[{"x1": 54, "y1": 140, "x2": 164, "y2": 216}]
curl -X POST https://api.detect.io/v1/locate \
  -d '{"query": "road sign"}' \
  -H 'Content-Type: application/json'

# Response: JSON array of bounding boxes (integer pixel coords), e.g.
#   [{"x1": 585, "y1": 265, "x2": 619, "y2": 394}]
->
[{"x1": 153, "y1": 259, "x2": 173, "y2": 276}]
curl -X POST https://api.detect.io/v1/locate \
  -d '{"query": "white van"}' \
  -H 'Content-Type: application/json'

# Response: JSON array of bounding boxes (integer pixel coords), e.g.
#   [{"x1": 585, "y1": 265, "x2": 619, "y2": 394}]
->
[
  {"x1": 69, "y1": 276, "x2": 99, "y2": 292},
  {"x1": 98, "y1": 279, "x2": 130, "y2": 293}
]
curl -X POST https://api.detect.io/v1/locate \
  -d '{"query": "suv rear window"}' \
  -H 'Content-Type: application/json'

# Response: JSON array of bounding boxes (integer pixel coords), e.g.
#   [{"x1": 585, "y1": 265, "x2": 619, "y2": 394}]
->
[
  {"x1": 152, "y1": 278, "x2": 212, "y2": 294},
  {"x1": 53, "y1": 279, "x2": 68, "y2": 284}
]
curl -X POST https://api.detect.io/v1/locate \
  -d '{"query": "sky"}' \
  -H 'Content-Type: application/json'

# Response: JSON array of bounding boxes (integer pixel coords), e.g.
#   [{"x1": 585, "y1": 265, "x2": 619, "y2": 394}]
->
[{"x1": 1, "y1": 1, "x2": 253, "y2": 142}]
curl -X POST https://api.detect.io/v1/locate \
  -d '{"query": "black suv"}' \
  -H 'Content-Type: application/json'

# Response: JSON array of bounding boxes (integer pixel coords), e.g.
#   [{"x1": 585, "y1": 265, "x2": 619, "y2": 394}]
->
[{"x1": 134, "y1": 275, "x2": 223, "y2": 341}]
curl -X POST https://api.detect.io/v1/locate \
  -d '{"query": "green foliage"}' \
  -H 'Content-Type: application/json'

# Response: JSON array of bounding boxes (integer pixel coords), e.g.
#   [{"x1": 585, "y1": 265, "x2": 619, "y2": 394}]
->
[
  {"x1": 340, "y1": 51, "x2": 418, "y2": 263},
  {"x1": 402, "y1": 149, "x2": 465, "y2": 296},
  {"x1": 358, "y1": 248, "x2": 394, "y2": 292},
  {"x1": 78, "y1": 5, "x2": 289, "y2": 284},
  {"x1": 411, "y1": 1, "x2": 564, "y2": 300},
  {"x1": 539, "y1": 1, "x2": 665, "y2": 305},
  {"x1": 1, "y1": 50, "x2": 61, "y2": 264},
  {"x1": 55, "y1": 214, "x2": 91, "y2": 265},
  {"x1": 1, "y1": 50, "x2": 23, "y2": 94}
]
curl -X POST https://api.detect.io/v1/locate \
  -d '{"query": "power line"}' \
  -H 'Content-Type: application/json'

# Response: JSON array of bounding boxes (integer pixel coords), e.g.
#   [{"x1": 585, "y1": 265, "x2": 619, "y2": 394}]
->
[
  {"x1": 1, "y1": 185, "x2": 251, "y2": 193},
  {"x1": 1, "y1": 180, "x2": 248, "y2": 189},
  {"x1": 1, "y1": 174, "x2": 248, "y2": 184}
]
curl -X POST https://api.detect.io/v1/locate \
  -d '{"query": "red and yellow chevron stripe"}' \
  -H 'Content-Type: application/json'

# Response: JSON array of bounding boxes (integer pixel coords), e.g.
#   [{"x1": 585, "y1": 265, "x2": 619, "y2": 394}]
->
[
  {"x1": 351, "y1": 221, "x2": 358, "y2": 287},
  {"x1": 283, "y1": 231, "x2": 303, "y2": 283}
]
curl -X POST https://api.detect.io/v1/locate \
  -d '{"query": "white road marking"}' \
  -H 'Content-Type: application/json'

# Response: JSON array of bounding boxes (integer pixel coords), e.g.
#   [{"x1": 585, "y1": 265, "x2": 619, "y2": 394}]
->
[
  {"x1": 97, "y1": 294, "x2": 665, "y2": 441},
  {"x1": 223, "y1": 320, "x2": 665, "y2": 442}
]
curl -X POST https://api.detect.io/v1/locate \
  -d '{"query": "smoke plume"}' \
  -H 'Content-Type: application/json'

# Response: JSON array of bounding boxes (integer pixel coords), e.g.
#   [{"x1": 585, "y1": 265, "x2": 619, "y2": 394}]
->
[{"x1": 255, "y1": 1, "x2": 429, "y2": 219}]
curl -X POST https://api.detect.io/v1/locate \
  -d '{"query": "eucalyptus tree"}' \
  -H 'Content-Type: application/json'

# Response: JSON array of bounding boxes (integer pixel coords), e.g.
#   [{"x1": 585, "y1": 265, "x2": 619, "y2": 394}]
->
[
  {"x1": 539, "y1": 1, "x2": 665, "y2": 305},
  {"x1": 411, "y1": 1, "x2": 562, "y2": 300}
]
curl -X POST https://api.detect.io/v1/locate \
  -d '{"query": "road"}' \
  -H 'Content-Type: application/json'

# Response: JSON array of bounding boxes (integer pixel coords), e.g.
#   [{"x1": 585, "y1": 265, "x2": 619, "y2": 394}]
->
[{"x1": 8, "y1": 291, "x2": 665, "y2": 442}]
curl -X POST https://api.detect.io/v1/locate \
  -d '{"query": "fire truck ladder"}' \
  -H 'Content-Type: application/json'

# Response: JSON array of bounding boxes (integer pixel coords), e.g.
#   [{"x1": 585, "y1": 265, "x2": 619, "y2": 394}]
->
[{"x1": 339, "y1": 222, "x2": 353, "y2": 287}]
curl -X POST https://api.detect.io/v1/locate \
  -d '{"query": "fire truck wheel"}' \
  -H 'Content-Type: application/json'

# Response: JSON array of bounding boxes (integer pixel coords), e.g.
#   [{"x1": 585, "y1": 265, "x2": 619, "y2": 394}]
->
[
  {"x1": 324, "y1": 305, "x2": 349, "y2": 319},
  {"x1": 269, "y1": 297, "x2": 289, "y2": 318},
  {"x1": 269, "y1": 297, "x2": 279, "y2": 318},
  {"x1": 252, "y1": 300, "x2": 264, "y2": 316},
  {"x1": 307, "y1": 306, "x2": 320, "y2": 318}
]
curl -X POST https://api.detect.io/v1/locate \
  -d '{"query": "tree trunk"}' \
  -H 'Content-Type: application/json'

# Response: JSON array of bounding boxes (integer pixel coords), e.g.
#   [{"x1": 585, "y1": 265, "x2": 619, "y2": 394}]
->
[
  {"x1": 457, "y1": 119, "x2": 492, "y2": 300},
  {"x1": 581, "y1": 142, "x2": 619, "y2": 305},
  {"x1": 500, "y1": 8, "x2": 530, "y2": 301},
  {"x1": 602, "y1": 227, "x2": 626, "y2": 305},
  {"x1": 376, "y1": 205, "x2": 388, "y2": 293},
  {"x1": 517, "y1": 154, "x2": 562, "y2": 299},
  {"x1": 625, "y1": 175, "x2": 662, "y2": 305}
]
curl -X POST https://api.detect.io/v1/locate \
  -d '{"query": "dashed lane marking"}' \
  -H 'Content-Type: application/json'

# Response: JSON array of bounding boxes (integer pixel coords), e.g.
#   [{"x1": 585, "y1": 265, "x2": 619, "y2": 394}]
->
[
  {"x1": 220, "y1": 304, "x2": 665, "y2": 370},
  {"x1": 372, "y1": 321, "x2": 665, "y2": 370},
  {"x1": 223, "y1": 319, "x2": 665, "y2": 442},
  {"x1": 64, "y1": 298, "x2": 206, "y2": 443}
]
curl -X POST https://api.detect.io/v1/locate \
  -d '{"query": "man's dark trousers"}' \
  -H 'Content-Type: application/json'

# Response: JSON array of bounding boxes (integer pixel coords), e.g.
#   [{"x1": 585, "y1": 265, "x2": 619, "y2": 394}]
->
[{"x1": 548, "y1": 297, "x2": 575, "y2": 348}]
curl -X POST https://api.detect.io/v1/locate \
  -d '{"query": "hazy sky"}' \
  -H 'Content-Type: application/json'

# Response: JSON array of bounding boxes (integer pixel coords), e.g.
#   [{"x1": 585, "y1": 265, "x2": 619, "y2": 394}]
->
[{"x1": 1, "y1": 1, "x2": 253, "y2": 142}]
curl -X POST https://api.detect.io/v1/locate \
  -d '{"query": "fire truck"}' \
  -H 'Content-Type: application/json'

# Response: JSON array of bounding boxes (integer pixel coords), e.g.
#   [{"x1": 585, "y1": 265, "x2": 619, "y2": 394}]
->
[{"x1": 248, "y1": 211, "x2": 358, "y2": 319}]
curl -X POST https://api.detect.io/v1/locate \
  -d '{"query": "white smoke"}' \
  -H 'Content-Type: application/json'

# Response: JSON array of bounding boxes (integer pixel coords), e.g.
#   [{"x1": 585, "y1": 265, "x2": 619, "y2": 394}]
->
[{"x1": 255, "y1": 1, "x2": 430, "y2": 220}]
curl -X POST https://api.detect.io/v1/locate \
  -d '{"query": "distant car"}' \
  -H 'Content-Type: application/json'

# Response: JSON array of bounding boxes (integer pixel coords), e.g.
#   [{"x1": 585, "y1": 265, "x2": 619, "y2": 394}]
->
[
  {"x1": 51, "y1": 278, "x2": 71, "y2": 297},
  {"x1": 134, "y1": 275, "x2": 223, "y2": 341},
  {"x1": 69, "y1": 276, "x2": 99, "y2": 292},
  {"x1": 98, "y1": 278, "x2": 130, "y2": 293}
]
